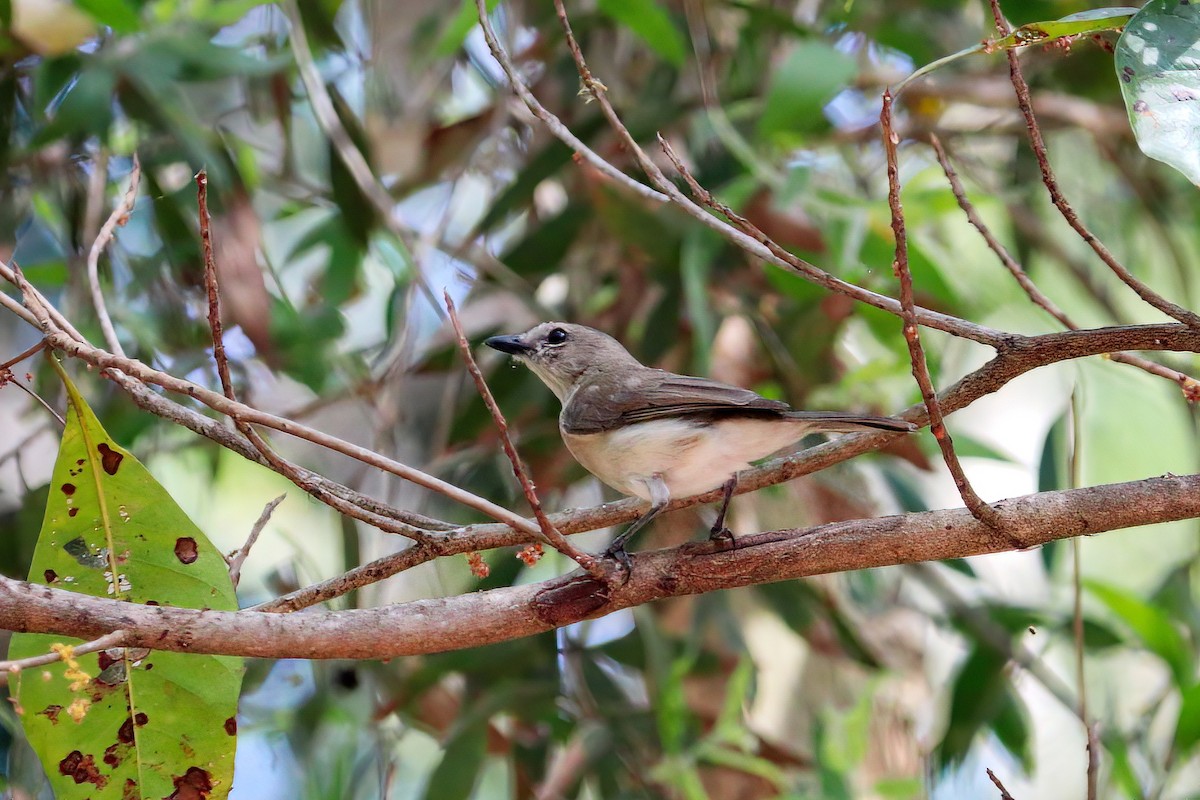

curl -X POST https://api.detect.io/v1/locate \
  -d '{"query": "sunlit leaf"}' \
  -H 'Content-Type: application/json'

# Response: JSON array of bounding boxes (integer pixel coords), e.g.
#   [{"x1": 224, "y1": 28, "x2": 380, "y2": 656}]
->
[
  {"x1": 9, "y1": 360, "x2": 243, "y2": 800},
  {"x1": 1117, "y1": 0, "x2": 1200, "y2": 184}
]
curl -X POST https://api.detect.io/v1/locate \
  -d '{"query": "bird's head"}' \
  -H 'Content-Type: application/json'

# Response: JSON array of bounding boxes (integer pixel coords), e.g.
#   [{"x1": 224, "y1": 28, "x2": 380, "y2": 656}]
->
[{"x1": 485, "y1": 322, "x2": 640, "y2": 401}]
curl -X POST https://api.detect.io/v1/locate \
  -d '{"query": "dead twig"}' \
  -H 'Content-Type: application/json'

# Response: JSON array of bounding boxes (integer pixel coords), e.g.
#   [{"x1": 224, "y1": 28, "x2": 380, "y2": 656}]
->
[
  {"x1": 987, "y1": 768, "x2": 1016, "y2": 800},
  {"x1": 85, "y1": 154, "x2": 141, "y2": 357},
  {"x1": 227, "y1": 494, "x2": 286, "y2": 589},
  {"x1": 444, "y1": 292, "x2": 607, "y2": 580},
  {"x1": 881, "y1": 93, "x2": 1003, "y2": 532}
]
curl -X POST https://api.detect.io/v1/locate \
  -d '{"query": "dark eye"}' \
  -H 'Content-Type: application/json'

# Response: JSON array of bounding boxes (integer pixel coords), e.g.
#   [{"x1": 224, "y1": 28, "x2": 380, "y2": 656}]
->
[{"x1": 545, "y1": 328, "x2": 568, "y2": 345}]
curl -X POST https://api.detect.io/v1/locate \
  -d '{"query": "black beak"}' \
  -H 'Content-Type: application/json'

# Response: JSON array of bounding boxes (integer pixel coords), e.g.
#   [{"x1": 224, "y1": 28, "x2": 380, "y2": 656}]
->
[{"x1": 484, "y1": 334, "x2": 532, "y2": 356}]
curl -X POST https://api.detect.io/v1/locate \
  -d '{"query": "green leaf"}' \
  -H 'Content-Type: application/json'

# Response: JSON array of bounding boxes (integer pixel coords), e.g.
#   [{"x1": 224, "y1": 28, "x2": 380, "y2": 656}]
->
[
  {"x1": 74, "y1": 0, "x2": 142, "y2": 33},
  {"x1": 423, "y1": 723, "x2": 487, "y2": 800},
  {"x1": 993, "y1": 7, "x2": 1138, "y2": 50},
  {"x1": 1174, "y1": 682, "x2": 1200, "y2": 757},
  {"x1": 434, "y1": 0, "x2": 500, "y2": 56},
  {"x1": 757, "y1": 41, "x2": 856, "y2": 144},
  {"x1": 937, "y1": 645, "x2": 1020, "y2": 767},
  {"x1": 597, "y1": 0, "x2": 687, "y2": 66},
  {"x1": 1117, "y1": 0, "x2": 1200, "y2": 184},
  {"x1": 1085, "y1": 579, "x2": 1193, "y2": 688},
  {"x1": 33, "y1": 66, "x2": 117, "y2": 145},
  {"x1": 9, "y1": 360, "x2": 243, "y2": 800}
]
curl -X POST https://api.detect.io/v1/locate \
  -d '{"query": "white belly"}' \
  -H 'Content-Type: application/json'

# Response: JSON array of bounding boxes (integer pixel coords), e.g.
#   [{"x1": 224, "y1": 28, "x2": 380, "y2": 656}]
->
[{"x1": 562, "y1": 417, "x2": 811, "y2": 501}]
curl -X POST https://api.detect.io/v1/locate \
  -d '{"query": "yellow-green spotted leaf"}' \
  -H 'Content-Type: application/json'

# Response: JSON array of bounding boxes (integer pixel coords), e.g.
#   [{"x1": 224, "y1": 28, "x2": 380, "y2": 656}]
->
[{"x1": 8, "y1": 359, "x2": 243, "y2": 800}]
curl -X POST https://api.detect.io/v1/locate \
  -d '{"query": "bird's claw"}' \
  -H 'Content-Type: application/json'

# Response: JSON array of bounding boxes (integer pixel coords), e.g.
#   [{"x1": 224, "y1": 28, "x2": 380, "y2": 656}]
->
[
  {"x1": 708, "y1": 526, "x2": 736, "y2": 550},
  {"x1": 601, "y1": 541, "x2": 633, "y2": 584}
]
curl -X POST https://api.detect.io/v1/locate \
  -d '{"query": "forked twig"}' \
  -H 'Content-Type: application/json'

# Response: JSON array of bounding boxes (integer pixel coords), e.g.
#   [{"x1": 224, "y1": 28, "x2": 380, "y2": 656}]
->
[
  {"x1": 227, "y1": 494, "x2": 286, "y2": 589},
  {"x1": 881, "y1": 92, "x2": 1003, "y2": 531},
  {"x1": 986, "y1": 0, "x2": 1200, "y2": 330},
  {"x1": 444, "y1": 292, "x2": 607, "y2": 580},
  {"x1": 85, "y1": 154, "x2": 141, "y2": 357},
  {"x1": 929, "y1": 135, "x2": 1200, "y2": 402}
]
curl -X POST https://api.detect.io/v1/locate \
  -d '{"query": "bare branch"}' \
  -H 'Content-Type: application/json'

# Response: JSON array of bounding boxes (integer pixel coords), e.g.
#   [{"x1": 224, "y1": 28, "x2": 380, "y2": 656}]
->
[
  {"x1": 13, "y1": 267, "x2": 540, "y2": 537},
  {"x1": 0, "y1": 473, "x2": 1197, "y2": 659},
  {"x1": 930, "y1": 135, "x2": 1200, "y2": 402},
  {"x1": 85, "y1": 154, "x2": 141, "y2": 357},
  {"x1": 1, "y1": 340, "x2": 47, "y2": 371},
  {"x1": 477, "y1": 0, "x2": 1005, "y2": 347},
  {"x1": 881, "y1": 92, "x2": 1002, "y2": 531},
  {"x1": 986, "y1": 0, "x2": 1200, "y2": 330},
  {"x1": 472, "y1": 0, "x2": 669, "y2": 204}
]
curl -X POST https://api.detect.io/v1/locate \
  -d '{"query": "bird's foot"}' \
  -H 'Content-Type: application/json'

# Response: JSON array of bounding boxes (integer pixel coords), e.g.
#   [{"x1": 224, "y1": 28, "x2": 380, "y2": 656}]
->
[
  {"x1": 708, "y1": 526, "x2": 736, "y2": 550},
  {"x1": 601, "y1": 541, "x2": 634, "y2": 584}
]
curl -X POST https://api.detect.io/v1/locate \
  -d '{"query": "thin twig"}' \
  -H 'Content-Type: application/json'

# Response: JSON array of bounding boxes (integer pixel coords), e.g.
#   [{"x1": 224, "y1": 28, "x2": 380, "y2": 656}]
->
[
  {"x1": 481, "y1": 0, "x2": 1006, "y2": 348},
  {"x1": 12, "y1": 266, "x2": 539, "y2": 538},
  {"x1": 472, "y1": 0, "x2": 669, "y2": 205},
  {"x1": 881, "y1": 92, "x2": 1003, "y2": 531},
  {"x1": 85, "y1": 154, "x2": 141, "y2": 357},
  {"x1": 1, "y1": 266, "x2": 458, "y2": 535},
  {"x1": 195, "y1": 174, "x2": 435, "y2": 542},
  {"x1": 930, "y1": 135, "x2": 1200, "y2": 402},
  {"x1": 2, "y1": 374, "x2": 65, "y2": 426},
  {"x1": 227, "y1": 494, "x2": 286, "y2": 589},
  {"x1": 196, "y1": 170, "x2": 237, "y2": 403},
  {"x1": 986, "y1": 0, "x2": 1200, "y2": 330},
  {"x1": 444, "y1": 292, "x2": 606, "y2": 580},
  {"x1": 0, "y1": 630, "x2": 129, "y2": 685},
  {"x1": 987, "y1": 768, "x2": 1016, "y2": 800},
  {"x1": 1, "y1": 340, "x2": 47, "y2": 371}
]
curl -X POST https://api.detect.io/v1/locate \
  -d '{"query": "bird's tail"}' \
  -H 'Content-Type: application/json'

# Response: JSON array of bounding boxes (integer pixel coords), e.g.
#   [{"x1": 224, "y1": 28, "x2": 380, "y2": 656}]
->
[{"x1": 783, "y1": 410, "x2": 917, "y2": 433}]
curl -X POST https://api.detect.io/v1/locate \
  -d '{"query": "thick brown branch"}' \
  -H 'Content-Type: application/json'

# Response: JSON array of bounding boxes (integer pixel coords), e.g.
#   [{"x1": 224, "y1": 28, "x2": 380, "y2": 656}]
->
[{"x1": 0, "y1": 473, "x2": 1197, "y2": 658}]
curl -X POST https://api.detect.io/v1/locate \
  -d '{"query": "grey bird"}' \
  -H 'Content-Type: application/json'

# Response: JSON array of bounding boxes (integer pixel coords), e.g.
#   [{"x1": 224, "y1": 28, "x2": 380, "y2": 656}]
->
[{"x1": 485, "y1": 322, "x2": 916, "y2": 561}]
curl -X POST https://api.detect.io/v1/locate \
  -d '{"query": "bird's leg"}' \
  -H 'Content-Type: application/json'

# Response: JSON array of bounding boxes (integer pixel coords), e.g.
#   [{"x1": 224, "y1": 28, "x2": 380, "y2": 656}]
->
[
  {"x1": 709, "y1": 475, "x2": 737, "y2": 548},
  {"x1": 603, "y1": 475, "x2": 670, "y2": 574}
]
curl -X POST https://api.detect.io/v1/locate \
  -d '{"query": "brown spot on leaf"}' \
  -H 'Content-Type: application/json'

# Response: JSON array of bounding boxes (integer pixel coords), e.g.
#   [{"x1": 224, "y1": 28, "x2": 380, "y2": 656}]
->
[
  {"x1": 76, "y1": 458, "x2": 85, "y2": 466},
  {"x1": 58, "y1": 750, "x2": 107, "y2": 788},
  {"x1": 224, "y1": 716, "x2": 237, "y2": 735},
  {"x1": 44, "y1": 569, "x2": 57, "y2": 583},
  {"x1": 123, "y1": 778, "x2": 138, "y2": 800},
  {"x1": 103, "y1": 742, "x2": 125, "y2": 768},
  {"x1": 98, "y1": 649, "x2": 119, "y2": 671},
  {"x1": 135, "y1": 711, "x2": 148, "y2": 726},
  {"x1": 68, "y1": 507, "x2": 78, "y2": 517},
  {"x1": 38, "y1": 704, "x2": 62, "y2": 724},
  {"x1": 97, "y1": 443, "x2": 124, "y2": 475},
  {"x1": 61, "y1": 483, "x2": 76, "y2": 496},
  {"x1": 174, "y1": 538, "x2": 198, "y2": 564},
  {"x1": 167, "y1": 766, "x2": 213, "y2": 800},
  {"x1": 118, "y1": 716, "x2": 136, "y2": 744}
]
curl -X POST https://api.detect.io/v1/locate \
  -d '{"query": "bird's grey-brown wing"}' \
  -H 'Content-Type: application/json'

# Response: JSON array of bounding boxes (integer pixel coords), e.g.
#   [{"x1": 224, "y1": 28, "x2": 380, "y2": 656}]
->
[{"x1": 562, "y1": 371, "x2": 791, "y2": 434}]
